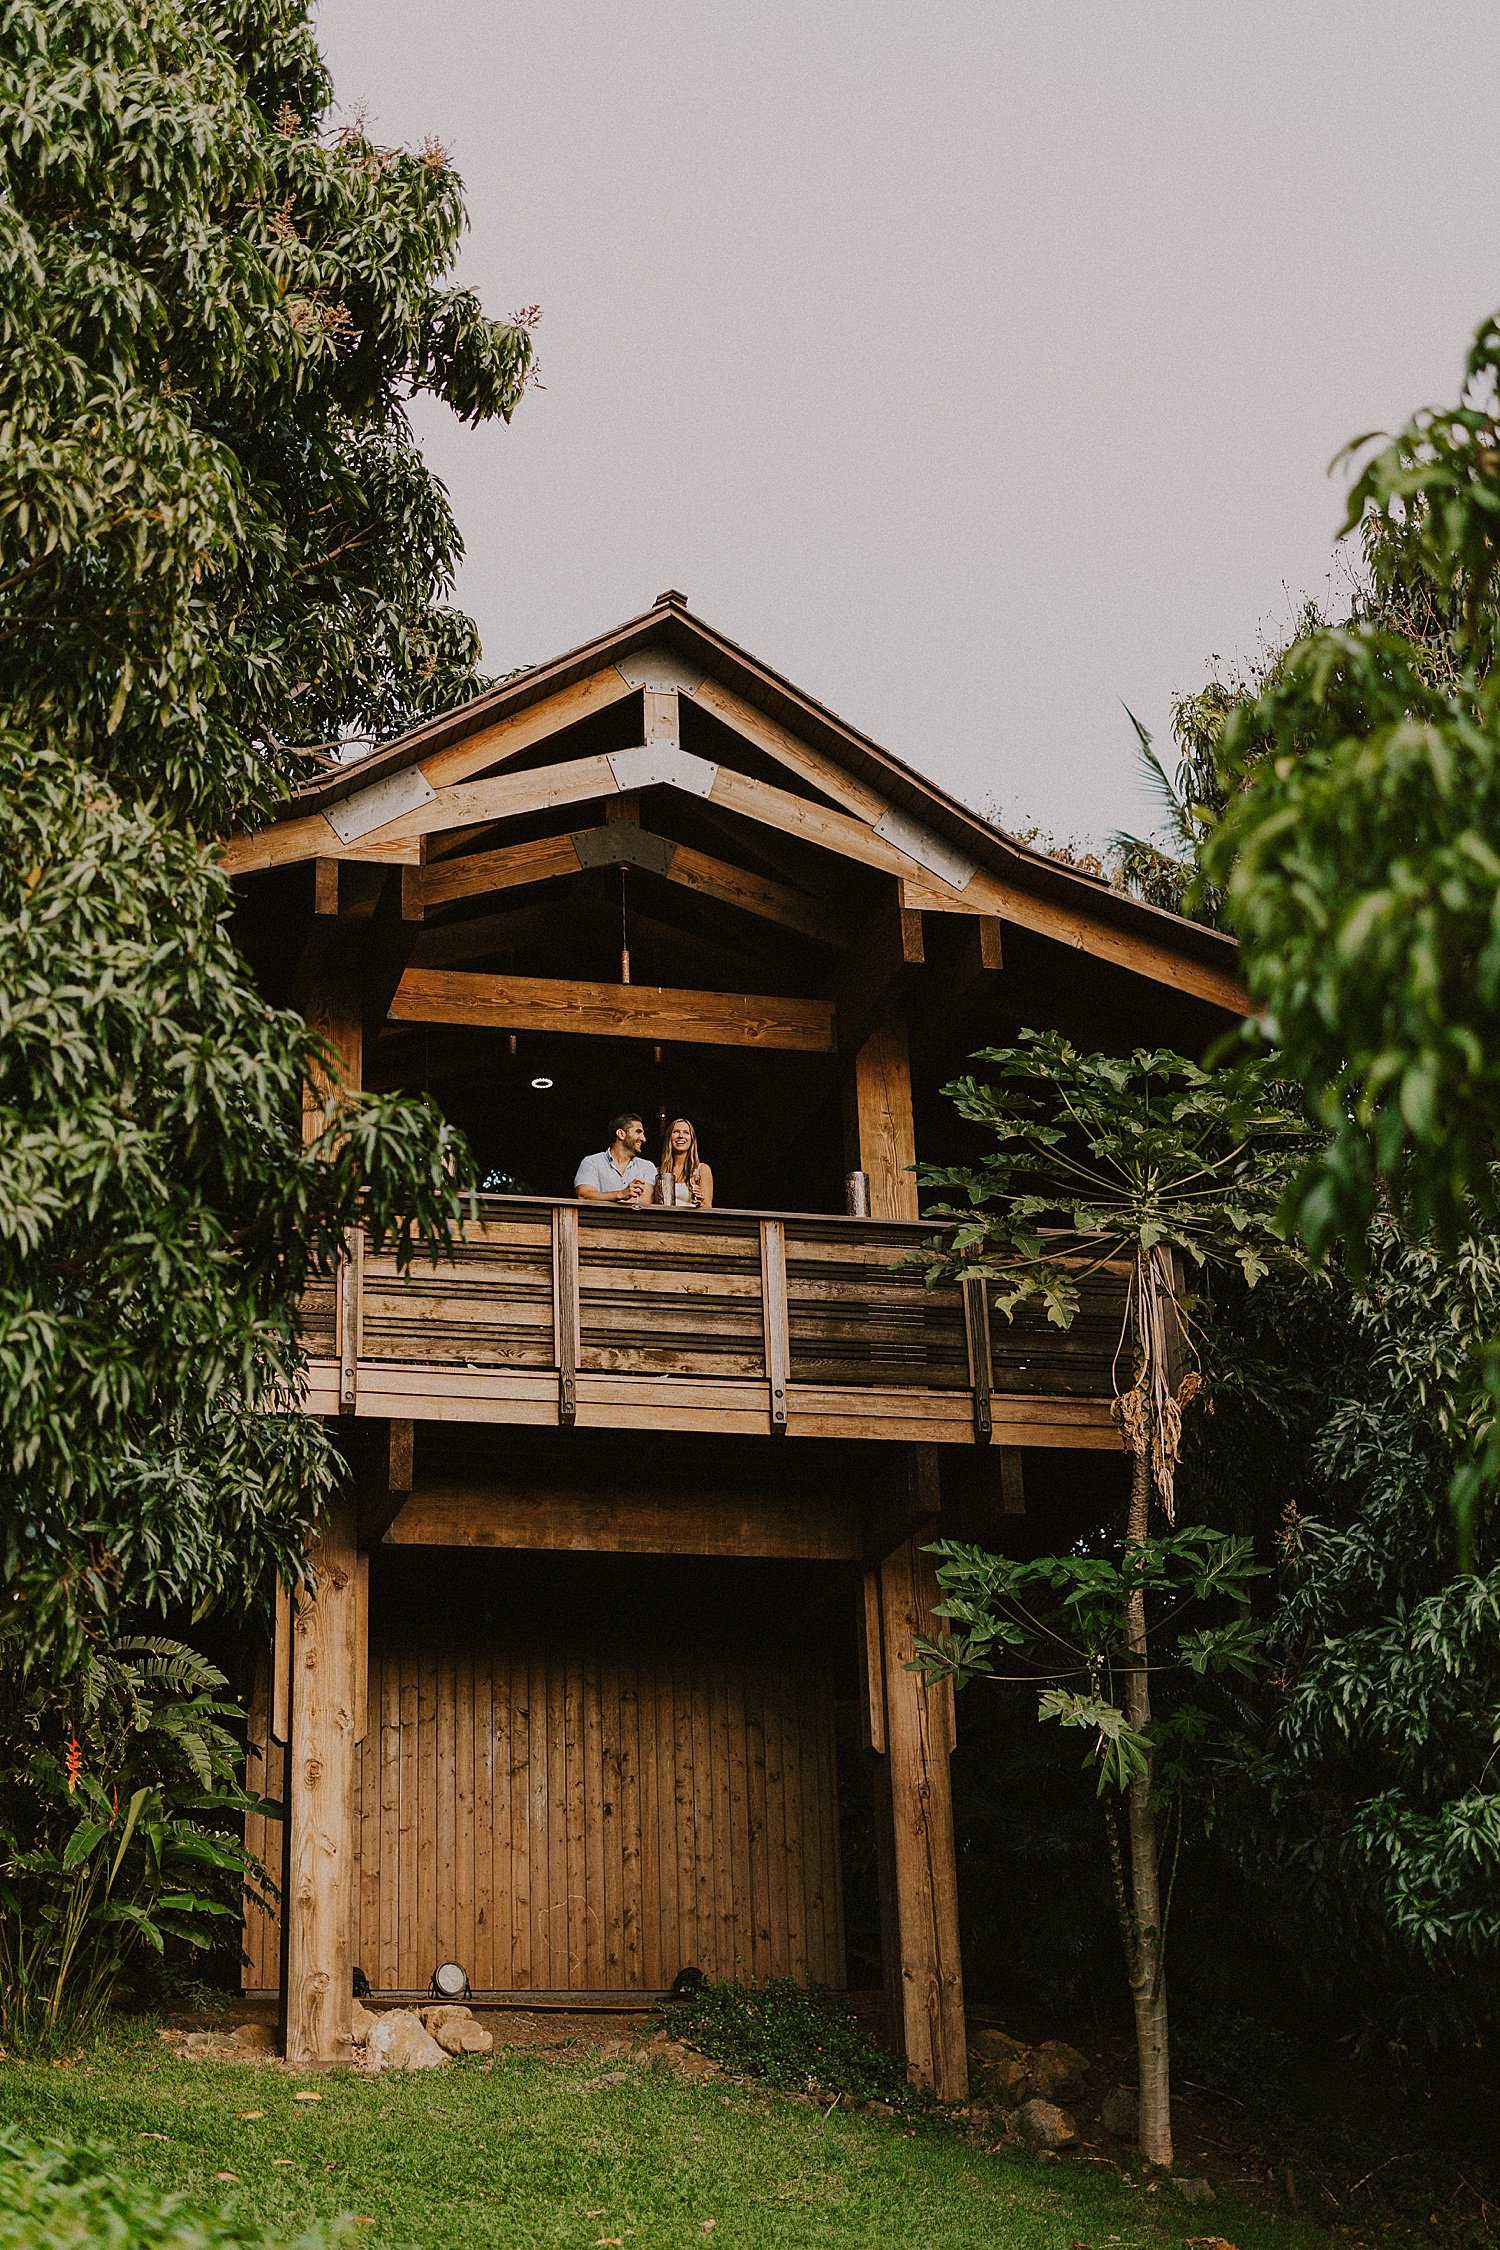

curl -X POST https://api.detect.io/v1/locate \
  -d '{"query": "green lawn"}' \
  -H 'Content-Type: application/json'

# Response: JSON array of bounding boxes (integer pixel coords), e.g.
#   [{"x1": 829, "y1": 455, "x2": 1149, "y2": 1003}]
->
[{"x1": 0, "y1": 2024, "x2": 1335, "y2": 2250}]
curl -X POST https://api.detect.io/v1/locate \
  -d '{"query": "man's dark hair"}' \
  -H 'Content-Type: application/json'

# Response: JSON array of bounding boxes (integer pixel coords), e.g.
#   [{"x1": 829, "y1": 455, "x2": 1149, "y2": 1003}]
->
[{"x1": 608, "y1": 1112, "x2": 644, "y2": 1140}]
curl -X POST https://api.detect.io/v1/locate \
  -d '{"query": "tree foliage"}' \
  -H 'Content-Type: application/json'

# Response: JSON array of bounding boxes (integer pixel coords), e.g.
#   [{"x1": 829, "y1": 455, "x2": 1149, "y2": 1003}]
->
[
  {"x1": 0, "y1": 0, "x2": 532, "y2": 832},
  {"x1": 917, "y1": 1033, "x2": 1303, "y2": 1512},
  {"x1": 0, "y1": 0, "x2": 530, "y2": 1665},
  {"x1": 917, "y1": 1037, "x2": 1300, "y2": 2164},
  {"x1": 1198, "y1": 1230, "x2": 1500, "y2": 2040},
  {"x1": 1203, "y1": 311, "x2": 1500, "y2": 1259},
  {"x1": 0, "y1": 741, "x2": 471, "y2": 1660}
]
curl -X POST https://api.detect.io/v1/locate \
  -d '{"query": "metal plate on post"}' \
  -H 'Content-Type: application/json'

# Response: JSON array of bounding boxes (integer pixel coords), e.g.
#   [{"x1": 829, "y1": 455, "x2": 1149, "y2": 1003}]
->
[{"x1": 608, "y1": 743, "x2": 717, "y2": 797}]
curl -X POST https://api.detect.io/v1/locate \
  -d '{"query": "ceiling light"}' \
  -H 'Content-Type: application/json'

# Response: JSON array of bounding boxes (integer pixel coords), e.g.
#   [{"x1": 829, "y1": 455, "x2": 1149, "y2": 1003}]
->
[{"x1": 530, "y1": 1076, "x2": 553, "y2": 1090}]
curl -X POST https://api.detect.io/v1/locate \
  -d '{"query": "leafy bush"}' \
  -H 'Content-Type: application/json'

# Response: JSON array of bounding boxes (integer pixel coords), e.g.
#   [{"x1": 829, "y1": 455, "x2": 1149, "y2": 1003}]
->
[
  {"x1": 0, "y1": 2133, "x2": 343, "y2": 2248},
  {"x1": 0, "y1": 1640, "x2": 263, "y2": 2054},
  {"x1": 669, "y1": 1978, "x2": 911, "y2": 2107}
]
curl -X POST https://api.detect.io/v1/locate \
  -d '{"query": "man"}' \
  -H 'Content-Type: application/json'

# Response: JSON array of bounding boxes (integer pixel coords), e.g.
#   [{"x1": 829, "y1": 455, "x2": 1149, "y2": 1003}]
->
[{"x1": 574, "y1": 1112, "x2": 658, "y2": 1206}]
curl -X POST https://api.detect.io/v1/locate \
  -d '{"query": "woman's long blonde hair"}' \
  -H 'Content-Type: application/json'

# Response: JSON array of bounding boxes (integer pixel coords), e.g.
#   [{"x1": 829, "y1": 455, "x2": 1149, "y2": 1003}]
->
[{"x1": 656, "y1": 1117, "x2": 700, "y2": 1199}]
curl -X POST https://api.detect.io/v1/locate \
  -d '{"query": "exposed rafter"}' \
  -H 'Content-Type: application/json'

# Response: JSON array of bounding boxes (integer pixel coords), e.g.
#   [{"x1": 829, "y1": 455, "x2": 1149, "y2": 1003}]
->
[{"x1": 388, "y1": 968, "x2": 836, "y2": 1052}]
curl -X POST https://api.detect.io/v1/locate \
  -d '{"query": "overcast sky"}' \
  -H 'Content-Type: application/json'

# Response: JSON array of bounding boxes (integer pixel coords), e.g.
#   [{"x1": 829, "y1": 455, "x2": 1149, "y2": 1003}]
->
[{"x1": 314, "y1": 0, "x2": 1500, "y2": 846}]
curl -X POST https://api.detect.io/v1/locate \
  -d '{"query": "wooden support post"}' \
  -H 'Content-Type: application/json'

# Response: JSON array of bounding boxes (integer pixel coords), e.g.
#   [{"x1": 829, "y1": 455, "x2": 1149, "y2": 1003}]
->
[
  {"x1": 353, "y1": 1552, "x2": 369, "y2": 1749},
  {"x1": 553, "y1": 1204, "x2": 580, "y2": 1428},
  {"x1": 641, "y1": 689, "x2": 679, "y2": 747},
  {"x1": 759, "y1": 1218, "x2": 789, "y2": 1432},
  {"x1": 356, "y1": 1419, "x2": 415, "y2": 1549},
  {"x1": 336, "y1": 1226, "x2": 362, "y2": 1415},
  {"x1": 284, "y1": 1491, "x2": 360, "y2": 2070},
  {"x1": 869, "y1": 1455, "x2": 967, "y2": 2101},
  {"x1": 962, "y1": 1274, "x2": 993, "y2": 1445},
  {"x1": 835, "y1": 884, "x2": 925, "y2": 1053},
  {"x1": 854, "y1": 1013, "x2": 919, "y2": 1222},
  {"x1": 300, "y1": 970, "x2": 363, "y2": 1143}
]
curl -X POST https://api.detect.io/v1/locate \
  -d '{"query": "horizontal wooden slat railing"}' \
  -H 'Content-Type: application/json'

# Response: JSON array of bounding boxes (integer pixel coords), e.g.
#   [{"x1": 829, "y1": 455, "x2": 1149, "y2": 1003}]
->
[{"x1": 299, "y1": 1197, "x2": 1128, "y2": 1448}]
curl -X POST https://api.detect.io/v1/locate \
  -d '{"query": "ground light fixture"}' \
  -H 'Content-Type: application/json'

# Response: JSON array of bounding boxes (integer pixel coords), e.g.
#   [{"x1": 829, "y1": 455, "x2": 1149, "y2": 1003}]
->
[{"x1": 429, "y1": 1959, "x2": 471, "y2": 2001}]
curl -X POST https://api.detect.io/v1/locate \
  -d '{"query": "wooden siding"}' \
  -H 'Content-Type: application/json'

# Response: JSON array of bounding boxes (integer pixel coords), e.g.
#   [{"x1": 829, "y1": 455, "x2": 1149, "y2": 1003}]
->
[
  {"x1": 245, "y1": 1628, "x2": 844, "y2": 1994},
  {"x1": 243, "y1": 1649, "x2": 285, "y2": 1996},
  {"x1": 299, "y1": 1198, "x2": 1129, "y2": 1448}
]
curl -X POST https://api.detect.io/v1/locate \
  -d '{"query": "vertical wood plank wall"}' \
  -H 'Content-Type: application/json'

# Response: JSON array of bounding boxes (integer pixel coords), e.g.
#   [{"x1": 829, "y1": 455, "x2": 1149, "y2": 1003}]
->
[
  {"x1": 243, "y1": 1650, "x2": 285, "y2": 1993},
  {"x1": 247, "y1": 1633, "x2": 844, "y2": 1993}
]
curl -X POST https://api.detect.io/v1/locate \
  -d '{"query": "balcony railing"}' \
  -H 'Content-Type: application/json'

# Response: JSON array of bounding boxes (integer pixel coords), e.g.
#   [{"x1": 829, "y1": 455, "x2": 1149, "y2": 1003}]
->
[{"x1": 299, "y1": 1197, "x2": 1128, "y2": 1448}]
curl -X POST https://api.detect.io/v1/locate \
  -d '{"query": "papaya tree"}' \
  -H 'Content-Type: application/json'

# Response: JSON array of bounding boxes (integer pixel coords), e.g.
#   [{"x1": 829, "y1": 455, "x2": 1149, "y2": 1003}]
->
[{"x1": 912, "y1": 1033, "x2": 1302, "y2": 2165}]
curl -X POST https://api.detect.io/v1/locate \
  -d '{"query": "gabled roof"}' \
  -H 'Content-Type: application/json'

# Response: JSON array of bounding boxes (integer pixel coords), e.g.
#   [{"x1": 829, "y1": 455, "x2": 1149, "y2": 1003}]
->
[{"x1": 222, "y1": 590, "x2": 1246, "y2": 1014}]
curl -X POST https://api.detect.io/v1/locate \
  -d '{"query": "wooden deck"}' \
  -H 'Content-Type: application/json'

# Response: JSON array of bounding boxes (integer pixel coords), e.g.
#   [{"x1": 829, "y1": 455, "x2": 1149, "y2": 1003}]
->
[{"x1": 299, "y1": 1197, "x2": 1127, "y2": 1448}]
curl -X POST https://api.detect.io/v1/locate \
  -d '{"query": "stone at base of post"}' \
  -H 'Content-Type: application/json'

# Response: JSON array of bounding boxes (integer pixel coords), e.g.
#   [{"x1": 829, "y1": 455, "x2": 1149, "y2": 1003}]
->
[{"x1": 283, "y1": 1492, "x2": 359, "y2": 2069}]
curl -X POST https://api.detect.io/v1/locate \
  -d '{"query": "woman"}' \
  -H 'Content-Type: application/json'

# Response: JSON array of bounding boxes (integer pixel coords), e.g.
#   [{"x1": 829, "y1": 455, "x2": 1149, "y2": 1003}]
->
[{"x1": 653, "y1": 1116, "x2": 713, "y2": 1208}]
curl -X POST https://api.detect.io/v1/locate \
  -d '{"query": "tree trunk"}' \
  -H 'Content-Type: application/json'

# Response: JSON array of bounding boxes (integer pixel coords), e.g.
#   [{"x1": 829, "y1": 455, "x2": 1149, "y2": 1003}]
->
[{"x1": 1123, "y1": 1436, "x2": 1172, "y2": 2166}]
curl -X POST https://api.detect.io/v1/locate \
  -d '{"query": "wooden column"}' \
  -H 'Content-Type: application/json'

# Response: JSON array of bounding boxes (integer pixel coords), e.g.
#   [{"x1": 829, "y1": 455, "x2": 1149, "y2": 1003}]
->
[
  {"x1": 284, "y1": 1490, "x2": 361, "y2": 2069},
  {"x1": 301, "y1": 969, "x2": 363, "y2": 1143},
  {"x1": 854, "y1": 1013, "x2": 919, "y2": 1221},
  {"x1": 865, "y1": 1453, "x2": 967, "y2": 2100}
]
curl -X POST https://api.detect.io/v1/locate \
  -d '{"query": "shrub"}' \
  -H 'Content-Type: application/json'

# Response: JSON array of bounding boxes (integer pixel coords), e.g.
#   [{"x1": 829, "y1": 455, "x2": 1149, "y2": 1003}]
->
[
  {"x1": 0, "y1": 1640, "x2": 265, "y2": 2054},
  {"x1": 669, "y1": 1978, "x2": 912, "y2": 2107},
  {"x1": 0, "y1": 2133, "x2": 343, "y2": 2249}
]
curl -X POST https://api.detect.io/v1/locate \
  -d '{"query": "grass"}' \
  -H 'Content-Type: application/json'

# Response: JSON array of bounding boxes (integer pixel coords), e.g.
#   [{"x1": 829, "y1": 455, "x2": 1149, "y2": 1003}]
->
[{"x1": 0, "y1": 2019, "x2": 1354, "y2": 2250}]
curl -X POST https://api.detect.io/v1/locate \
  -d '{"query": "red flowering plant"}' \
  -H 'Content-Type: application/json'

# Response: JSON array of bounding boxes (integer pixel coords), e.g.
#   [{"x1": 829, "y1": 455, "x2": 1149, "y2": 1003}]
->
[{"x1": 0, "y1": 1639, "x2": 268, "y2": 2053}]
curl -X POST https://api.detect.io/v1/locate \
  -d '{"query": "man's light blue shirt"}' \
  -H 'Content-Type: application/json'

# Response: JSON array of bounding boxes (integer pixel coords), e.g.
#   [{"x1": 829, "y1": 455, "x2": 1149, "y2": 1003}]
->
[{"x1": 574, "y1": 1149, "x2": 658, "y2": 1197}]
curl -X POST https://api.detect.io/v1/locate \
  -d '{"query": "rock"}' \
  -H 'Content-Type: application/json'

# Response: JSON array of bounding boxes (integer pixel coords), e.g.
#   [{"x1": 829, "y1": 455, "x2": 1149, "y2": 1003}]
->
[
  {"x1": 975, "y1": 2056, "x2": 1029, "y2": 2106},
  {"x1": 415, "y1": 2003, "x2": 493, "y2": 2056},
  {"x1": 232, "y1": 2022, "x2": 277, "y2": 2054},
  {"x1": 661, "y1": 2040, "x2": 721, "y2": 2081},
  {"x1": 1101, "y1": 2082, "x2": 1138, "y2": 2140},
  {"x1": 419, "y1": 2004, "x2": 472, "y2": 2034},
  {"x1": 968, "y1": 2026, "x2": 1029, "y2": 2064},
  {"x1": 1029, "y1": 2039, "x2": 1090, "y2": 2102},
  {"x1": 1173, "y1": 2177, "x2": 1216, "y2": 2207},
  {"x1": 1010, "y1": 2097, "x2": 1078, "y2": 2151},
  {"x1": 349, "y1": 2000, "x2": 376, "y2": 2046},
  {"x1": 364, "y1": 2007, "x2": 450, "y2": 2072},
  {"x1": 864, "y1": 2100, "x2": 897, "y2": 2123}
]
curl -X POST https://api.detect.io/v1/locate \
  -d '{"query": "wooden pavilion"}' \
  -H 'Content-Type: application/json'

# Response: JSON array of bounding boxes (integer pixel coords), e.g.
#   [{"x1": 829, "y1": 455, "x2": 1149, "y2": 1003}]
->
[{"x1": 224, "y1": 590, "x2": 1245, "y2": 2089}]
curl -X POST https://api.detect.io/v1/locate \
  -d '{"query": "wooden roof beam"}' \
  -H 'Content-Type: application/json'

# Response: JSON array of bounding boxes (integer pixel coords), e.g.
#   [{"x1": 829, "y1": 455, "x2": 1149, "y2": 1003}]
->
[
  {"x1": 416, "y1": 820, "x2": 844, "y2": 946},
  {"x1": 233, "y1": 736, "x2": 1246, "y2": 1013},
  {"x1": 388, "y1": 968, "x2": 835, "y2": 1052}
]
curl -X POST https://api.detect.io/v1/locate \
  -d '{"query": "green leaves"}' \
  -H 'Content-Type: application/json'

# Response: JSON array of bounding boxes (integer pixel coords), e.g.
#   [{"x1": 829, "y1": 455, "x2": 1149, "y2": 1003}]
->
[
  {"x1": 916, "y1": 1031, "x2": 1302, "y2": 1321},
  {"x1": 0, "y1": 1637, "x2": 261, "y2": 2051},
  {"x1": 0, "y1": 5, "x2": 516, "y2": 1666},
  {"x1": 1201, "y1": 310, "x2": 1500, "y2": 1262},
  {"x1": 0, "y1": 0, "x2": 534, "y2": 831},
  {"x1": 1036, "y1": 1691, "x2": 1150, "y2": 1795},
  {"x1": 912, "y1": 1529, "x2": 1267, "y2": 1796},
  {"x1": 0, "y1": 740, "x2": 470, "y2": 1660}
]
